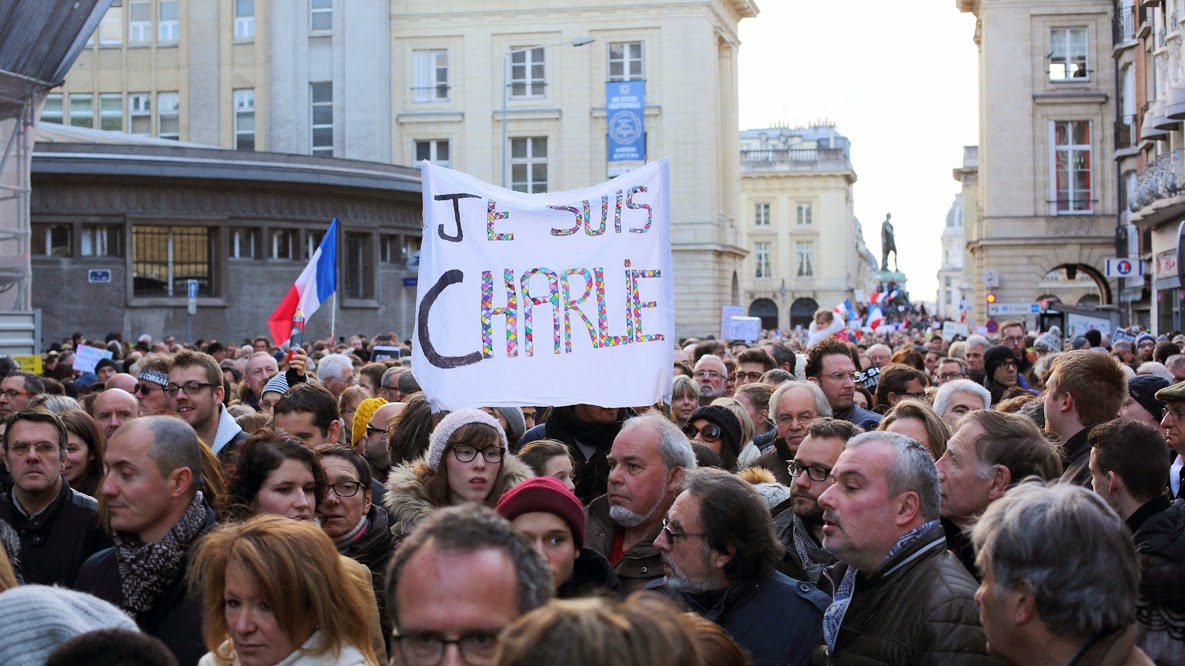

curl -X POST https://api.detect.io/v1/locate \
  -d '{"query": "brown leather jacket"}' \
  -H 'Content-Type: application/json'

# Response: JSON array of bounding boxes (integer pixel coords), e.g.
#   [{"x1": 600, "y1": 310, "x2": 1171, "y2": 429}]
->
[
  {"x1": 824, "y1": 521, "x2": 1003, "y2": 665},
  {"x1": 584, "y1": 495, "x2": 663, "y2": 593}
]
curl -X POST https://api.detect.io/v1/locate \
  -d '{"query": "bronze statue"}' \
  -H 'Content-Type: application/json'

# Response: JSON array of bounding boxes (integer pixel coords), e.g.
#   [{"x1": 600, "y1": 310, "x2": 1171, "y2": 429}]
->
[{"x1": 881, "y1": 213, "x2": 898, "y2": 272}]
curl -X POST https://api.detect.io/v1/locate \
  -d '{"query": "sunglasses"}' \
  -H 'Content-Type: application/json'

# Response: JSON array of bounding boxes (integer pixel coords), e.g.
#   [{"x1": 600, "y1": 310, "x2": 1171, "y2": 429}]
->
[
  {"x1": 134, "y1": 383, "x2": 162, "y2": 395},
  {"x1": 681, "y1": 422, "x2": 722, "y2": 443}
]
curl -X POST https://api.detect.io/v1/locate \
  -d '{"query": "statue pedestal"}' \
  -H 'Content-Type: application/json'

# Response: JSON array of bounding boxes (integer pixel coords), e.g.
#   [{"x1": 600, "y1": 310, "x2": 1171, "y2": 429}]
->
[{"x1": 875, "y1": 270, "x2": 907, "y2": 289}]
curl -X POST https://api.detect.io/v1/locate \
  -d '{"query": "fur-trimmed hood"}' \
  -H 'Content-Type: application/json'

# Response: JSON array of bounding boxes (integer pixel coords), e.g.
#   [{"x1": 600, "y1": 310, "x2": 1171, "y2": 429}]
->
[{"x1": 382, "y1": 453, "x2": 535, "y2": 539}]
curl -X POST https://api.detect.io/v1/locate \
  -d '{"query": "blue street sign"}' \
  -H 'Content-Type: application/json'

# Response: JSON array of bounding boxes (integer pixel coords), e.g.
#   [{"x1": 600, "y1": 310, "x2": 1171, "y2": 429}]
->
[
  {"x1": 403, "y1": 277, "x2": 418, "y2": 287},
  {"x1": 87, "y1": 269, "x2": 112, "y2": 284},
  {"x1": 606, "y1": 80, "x2": 645, "y2": 162}
]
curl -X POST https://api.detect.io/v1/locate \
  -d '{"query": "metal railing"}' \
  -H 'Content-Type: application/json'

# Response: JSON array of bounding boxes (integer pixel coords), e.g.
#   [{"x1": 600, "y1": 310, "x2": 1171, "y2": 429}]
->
[
  {"x1": 1130, "y1": 147, "x2": 1185, "y2": 211},
  {"x1": 1114, "y1": 1, "x2": 1145, "y2": 44},
  {"x1": 1115, "y1": 114, "x2": 1137, "y2": 149},
  {"x1": 740, "y1": 147, "x2": 849, "y2": 168}
]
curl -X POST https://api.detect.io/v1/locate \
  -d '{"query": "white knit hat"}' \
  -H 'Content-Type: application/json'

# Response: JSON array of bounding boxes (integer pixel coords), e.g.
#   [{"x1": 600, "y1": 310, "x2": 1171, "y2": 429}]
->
[
  {"x1": 0, "y1": 585, "x2": 138, "y2": 666},
  {"x1": 427, "y1": 409, "x2": 508, "y2": 471}
]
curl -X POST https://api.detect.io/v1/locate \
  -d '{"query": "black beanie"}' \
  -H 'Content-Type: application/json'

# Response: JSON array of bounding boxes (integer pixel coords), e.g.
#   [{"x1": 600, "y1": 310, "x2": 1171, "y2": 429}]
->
[
  {"x1": 1128, "y1": 375, "x2": 1169, "y2": 422},
  {"x1": 687, "y1": 405, "x2": 742, "y2": 456},
  {"x1": 983, "y1": 345, "x2": 1017, "y2": 380}
]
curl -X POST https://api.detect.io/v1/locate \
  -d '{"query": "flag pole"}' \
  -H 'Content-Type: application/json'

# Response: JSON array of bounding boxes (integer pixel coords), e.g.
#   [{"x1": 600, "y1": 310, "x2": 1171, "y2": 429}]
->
[{"x1": 329, "y1": 292, "x2": 336, "y2": 345}]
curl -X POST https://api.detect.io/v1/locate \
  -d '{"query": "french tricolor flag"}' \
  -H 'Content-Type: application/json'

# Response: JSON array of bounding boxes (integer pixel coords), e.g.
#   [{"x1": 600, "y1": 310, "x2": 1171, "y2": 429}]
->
[{"x1": 268, "y1": 218, "x2": 338, "y2": 345}]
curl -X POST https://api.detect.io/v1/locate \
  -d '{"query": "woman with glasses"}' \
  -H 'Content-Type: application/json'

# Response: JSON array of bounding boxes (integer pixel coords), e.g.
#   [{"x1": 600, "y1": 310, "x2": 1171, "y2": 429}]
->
[
  {"x1": 58, "y1": 409, "x2": 106, "y2": 498},
  {"x1": 383, "y1": 409, "x2": 532, "y2": 542},
  {"x1": 316, "y1": 445, "x2": 396, "y2": 655},
  {"x1": 191, "y1": 515, "x2": 379, "y2": 666},
  {"x1": 681, "y1": 405, "x2": 743, "y2": 472}
]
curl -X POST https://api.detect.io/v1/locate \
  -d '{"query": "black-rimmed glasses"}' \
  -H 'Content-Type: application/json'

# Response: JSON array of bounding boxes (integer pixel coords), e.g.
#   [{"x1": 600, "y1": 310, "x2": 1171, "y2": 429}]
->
[
  {"x1": 393, "y1": 631, "x2": 500, "y2": 666},
  {"x1": 163, "y1": 381, "x2": 218, "y2": 398},
  {"x1": 452, "y1": 446, "x2": 504, "y2": 463},
  {"x1": 681, "y1": 422, "x2": 721, "y2": 443},
  {"x1": 328, "y1": 481, "x2": 364, "y2": 498},
  {"x1": 787, "y1": 460, "x2": 833, "y2": 483},
  {"x1": 660, "y1": 518, "x2": 705, "y2": 542}
]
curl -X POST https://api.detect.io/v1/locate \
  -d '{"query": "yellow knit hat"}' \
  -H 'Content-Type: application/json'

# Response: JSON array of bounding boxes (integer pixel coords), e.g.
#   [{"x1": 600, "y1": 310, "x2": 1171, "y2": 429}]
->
[{"x1": 352, "y1": 397, "x2": 389, "y2": 445}]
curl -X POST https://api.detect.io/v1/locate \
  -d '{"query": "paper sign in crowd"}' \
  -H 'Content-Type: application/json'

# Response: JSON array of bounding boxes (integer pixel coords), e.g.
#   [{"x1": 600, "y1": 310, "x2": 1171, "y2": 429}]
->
[{"x1": 412, "y1": 160, "x2": 673, "y2": 411}]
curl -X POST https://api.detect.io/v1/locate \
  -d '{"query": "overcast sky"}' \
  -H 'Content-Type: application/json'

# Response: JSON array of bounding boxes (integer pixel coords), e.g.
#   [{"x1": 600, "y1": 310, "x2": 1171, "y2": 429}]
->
[{"x1": 737, "y1": 1, "x2": 980, "y2": 304}]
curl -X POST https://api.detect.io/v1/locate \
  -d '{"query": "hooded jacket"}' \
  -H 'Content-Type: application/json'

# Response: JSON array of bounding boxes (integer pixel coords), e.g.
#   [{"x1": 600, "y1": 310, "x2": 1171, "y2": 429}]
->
[
  {"x1": 517, "y1": 406, "x2": 632, "y2": 504},
  {"x1": 382, "y1": 454, "x2": 534, "y2": 541}
]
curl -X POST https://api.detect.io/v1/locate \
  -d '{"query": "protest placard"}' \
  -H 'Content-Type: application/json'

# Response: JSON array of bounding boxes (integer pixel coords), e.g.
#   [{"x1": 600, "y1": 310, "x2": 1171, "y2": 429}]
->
[
  {"x1": 72, "y1": 346, "x2": 113, "y2": 374},
  {"x1": 412, "y1": 160, "x2": 672, "y2": 411}
]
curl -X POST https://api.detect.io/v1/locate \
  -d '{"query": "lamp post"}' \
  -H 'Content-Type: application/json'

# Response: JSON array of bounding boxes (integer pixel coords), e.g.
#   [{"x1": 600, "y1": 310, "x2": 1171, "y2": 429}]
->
[{"x1": 501, "y1": 36, "x2": 595, "y2": 189}]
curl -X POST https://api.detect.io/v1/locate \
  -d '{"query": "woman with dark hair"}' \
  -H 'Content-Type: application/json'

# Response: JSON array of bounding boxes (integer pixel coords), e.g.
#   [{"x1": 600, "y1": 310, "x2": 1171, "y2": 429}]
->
[
  {"x1": 386, "y1": 392, "x2": 434, "y2": 466},
  {"x1": 226, "y1": 428, "x2": 327, "y2": 522},
  {"x1": 59, "y1": 409, "x2": 105, "y2": 497},
  {"x1": 383, "y1": 409, "x2": 532, "y2": 541}
]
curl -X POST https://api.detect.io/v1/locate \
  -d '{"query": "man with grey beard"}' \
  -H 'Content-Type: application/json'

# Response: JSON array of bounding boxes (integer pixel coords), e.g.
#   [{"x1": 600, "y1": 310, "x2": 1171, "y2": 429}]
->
[{"x1": 584, "y1": 413, "x2": 696, "y2": 592}]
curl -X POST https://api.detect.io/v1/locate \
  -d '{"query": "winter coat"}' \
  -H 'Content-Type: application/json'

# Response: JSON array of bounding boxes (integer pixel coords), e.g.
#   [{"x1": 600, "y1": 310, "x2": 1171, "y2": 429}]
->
[
  {"x1": 199, "y1": 630, "x2": 372, "y2": 666},
  {"x1": 337, "y1": 504, "x2": 396, "y2": 653},
  {"x1": 382, "y1": 454, "x2": 535, "y2": 541},
  {"x1": 834, "y1": 404, "x2": 883, "y2": 431},
  {"x1": 557, "y1": 547, "x2": 624, "y2": 600},
  {"x1": 750, "y1": 437, "x2": 794, "y2": 486},
  {"x1": 1059, "y1": 427, "x2": 1093, "y2": 488},
  {"x1": 823, "y1": 520, "x2": 1001, "y2": 665},
  {"x1": 649, "y1": 570, "x2": 828, "y2": 666},
  {"x1": 517, "y1": 406, "x2": 632, "y2": 504},
  {"x1": 75, "y1": 505, "x2": 217, "y2": 666},
  {"x1": 584, "y1": 495, "x2": 663, "y2": 593},
  {"x1": 1131, "y1": 497, "x2": 1185, "y2": 664},
  {"x1": 0, "y1": 479, "x2": 110, "y2": 586},
  {"x1": 1074, "y1": 626, "x2": 1156, "y2": 666}
]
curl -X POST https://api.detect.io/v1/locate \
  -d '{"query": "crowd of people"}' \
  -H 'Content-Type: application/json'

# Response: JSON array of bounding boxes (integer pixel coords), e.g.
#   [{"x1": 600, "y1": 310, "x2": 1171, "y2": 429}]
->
[{"x1": 0, "y1": 311, "x2": 1181, "y2": 665}]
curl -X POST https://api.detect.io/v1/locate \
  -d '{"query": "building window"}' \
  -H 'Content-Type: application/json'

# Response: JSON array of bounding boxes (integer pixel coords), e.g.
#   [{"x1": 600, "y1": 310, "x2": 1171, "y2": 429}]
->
[
  {"x1": 344, "y1": 232, "x2": 374, "y2": 299},
  {"x1": 158, "y1": 0, "x2": 179, "y2": 44},
  {"x1": 796, "y1": 203, "x2": 812, "y2": 226},
  {"x1": 1049, "y1": 27, "x2": 1088, "y2": 81},
  {"x1": 510, "y1": 47, "x2": 546, "y2": 98},
  {"x1": 81, "y1": 224, "x2": 122, "y2": 257},
  {"x1": 754, "y1": 202, "x2": 770, "y2": 226},
  {"x1": 305, "y1": 230, "x2": 325, "y2": 261},
  {"x1": 269, "y1": 229, "x2": 298, "y2": 260},
  {"x1": 608, "y1": 41, "x2": 643, "y2": 82},
  {"x1": 99, "y1": 1, "x2": 124, "y2": 47},
  {"x1": 235, "y1": 0, "x2": 255, "y2": 39},
  {"x1": 132, "y1": 225, "x2": 216, "y2": 297},
  {"x1": 754, "y1": 242, "x2": 771, "y2": 278},
  {"x1": 31, "y1": 224, "x2": 71, "y2": 257},
  {"x1": 230, "y1": 227, "x2": 260, "y2": 259},
  {"x1": 99, "y1": 94, "x2": 122, "y2": 131},
  {"x1": 796, "y1": 240, "x2": 814, "y2": 277},
  {"x1": 510, "y1": 137, "x2": 548, "y2": 193},
  {"x1": 310, "y1": 0, "x2": 332, "y2": 32},
  {"x1": 234, "y1": 89, "x2": 255, "y2": 151},
  {"x1": 1052, "y1": 120, "x2": 1092, "y2": 214},
  {"x1": 414, "y1": 139, "x2": 450, "y2": 167},
  {"x1": 128, "y1": 0, "x2": 151, "y2": 45},
  {"x1": 380, "y1": 234, "x2": 401, "y2": 264},
  {"x1": 945, "y1": 276, "x2": 952, "y2": 287},
  {"x1": 128, "y1": 93, "x2": 151, "y2": 134},
  {"x1": 412, "y1": 49, "x2": 449, "y2": 102},
  {"x1": 310, "y1": 82, "x2": 333, "y2": 156},
  {"x1": 157, "y1": 92, "x2": 179, "y2": 139},
  {"x1": 42, "y1": 94, "x2": 63, "y2": 124},
  {"x1": 69, "y1": 95, "x2": 94, "y2": 128}
]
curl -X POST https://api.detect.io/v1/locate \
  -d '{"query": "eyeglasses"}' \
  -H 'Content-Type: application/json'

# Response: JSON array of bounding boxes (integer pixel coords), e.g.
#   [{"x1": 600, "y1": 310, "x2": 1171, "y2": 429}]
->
[
  {"x1": 393, "y1": 631, "x2": 500, "y2": 666},
  {"x1": 823, "y1": 371, "x2": 861, "y2": 383},
  {"x1": 735, "y1": 371, "x2": 764, "y2": 384},
  {"x1": 936, "y1": 372, "x2": 966, "y2": 382},
  {"x1": 7, "y1": 441, "x2": 59, "y2": 457},
  {"x1": 776, "y1": 412, "x2": 816, "y2": 427},
  {"x1": 365, "y1": 424, "x2": 387, "y2": 437},
  {"x1": 453, "y1": 446, "x2": 505, "y2": 463},
  {"x1": 694, "y1": 370, "x2": 722, "y2": 380},
  {"x1": 660, "y1": 518, "x2": 705, "y2": 542},
  {"x1": 681, "y1": 422, "x2": 721, "y2": 442},
  {"x1": 133, "y1": 383, "x2": 163, "y2": 395},
  {"x1": 1166, "y1": 407, "x2": 1185, "y2": 421},
  {"x1": 1002, "y1": 336, "x2": 1026, "y2": 345},
  {"x1": 996, "y1": 361, "x2": 1017, "y2": 370},
  {"x1": 163, "y1": 381, "x2": 218, "y2": 398},
  {"x1": 787, "y1": 460, "x2": 833, "y2": 483},
  {"x1": 383, "y1": 385, "x2": 399, "y2": 391},
  {"x1": 328, "y1": 480, "x2": 364, "y2": 498},
  {"x1": 0, "y1": 389, "x2": 32, "y2": 400}
]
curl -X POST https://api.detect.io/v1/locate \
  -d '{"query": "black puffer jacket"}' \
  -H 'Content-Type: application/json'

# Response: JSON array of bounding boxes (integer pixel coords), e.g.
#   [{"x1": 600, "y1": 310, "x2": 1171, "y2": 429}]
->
[
  {"x1": 824, "y1": 521, "x2": 1002, "y2": 665},
  {"x1": 0, "y1": 480, "x2": 110, "y2": 586},
  {"x1": 338, "y1": 504, "x2": 396, "y2": 651},
  {"x1": 557, "y1": 547, "x2": 623, "y2": 599}
]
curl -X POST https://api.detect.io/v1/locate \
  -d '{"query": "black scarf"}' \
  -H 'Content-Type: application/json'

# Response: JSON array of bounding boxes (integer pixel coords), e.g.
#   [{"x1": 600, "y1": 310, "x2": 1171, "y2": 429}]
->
[{"x1": 114, "y1": 491, "x2": 208, "y2": 620}]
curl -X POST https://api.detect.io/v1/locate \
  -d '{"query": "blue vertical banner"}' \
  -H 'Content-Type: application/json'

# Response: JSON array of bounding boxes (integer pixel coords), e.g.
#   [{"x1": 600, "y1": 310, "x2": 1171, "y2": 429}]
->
[{"x1": 606, "y1": 80, "x2": 646, "y2": 162}]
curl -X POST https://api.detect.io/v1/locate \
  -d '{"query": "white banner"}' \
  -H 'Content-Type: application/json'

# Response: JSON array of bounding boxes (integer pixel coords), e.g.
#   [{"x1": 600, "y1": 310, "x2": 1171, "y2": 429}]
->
[{"x1": 413, "y1": 160, "x2": 673, "y2": 412}]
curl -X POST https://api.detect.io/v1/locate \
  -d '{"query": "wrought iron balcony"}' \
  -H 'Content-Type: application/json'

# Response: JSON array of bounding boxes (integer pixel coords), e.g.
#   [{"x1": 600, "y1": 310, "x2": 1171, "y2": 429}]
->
[
  {"x1": 1114, "y1": 1, "x2": 1145, "y2": 44},
  {"x1": 1130, "y1": 147, "x2": 1185, "y2": 212}
]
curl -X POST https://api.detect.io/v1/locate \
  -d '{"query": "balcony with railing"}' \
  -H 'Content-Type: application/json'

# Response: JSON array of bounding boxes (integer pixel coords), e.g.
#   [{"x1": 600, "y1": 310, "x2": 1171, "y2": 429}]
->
[
  {"x1": 1114, "y1": 1, "x2": 1146, "y2": 45},
  {"x1": 1129, "y1": 148, "x2": 1185, "y2": 222},
  {"x1": 740, "y1": 147, "x2": 852, "y2": 174}
]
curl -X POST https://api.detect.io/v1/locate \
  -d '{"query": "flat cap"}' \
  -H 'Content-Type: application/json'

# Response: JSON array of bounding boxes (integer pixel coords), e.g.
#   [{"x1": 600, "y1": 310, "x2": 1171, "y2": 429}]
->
[{"x1": 1155, "y1": 380, "x2": 1185, "y2": 403}]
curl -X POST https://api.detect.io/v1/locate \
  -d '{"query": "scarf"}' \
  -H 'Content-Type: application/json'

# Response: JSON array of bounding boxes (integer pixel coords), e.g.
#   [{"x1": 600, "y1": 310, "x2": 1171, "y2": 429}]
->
[
  {"x1": 823, "y1": 519, "x2": 939, "y2": 653},
  {"x1": 114, "y1": 491, "x2": 208, "y2": 620},
  {"x1": 335, "y1": 514, "x2": 369, "y2": 547},
  {"x1": 790, "y1": 512, "x2": 831, "y2": 584}
]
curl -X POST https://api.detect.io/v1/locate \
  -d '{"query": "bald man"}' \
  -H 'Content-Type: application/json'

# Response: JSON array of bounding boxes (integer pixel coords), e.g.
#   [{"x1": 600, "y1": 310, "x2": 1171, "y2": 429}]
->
[{"x1": 92, "y1": 389, "x2": 139, "y2": 440}]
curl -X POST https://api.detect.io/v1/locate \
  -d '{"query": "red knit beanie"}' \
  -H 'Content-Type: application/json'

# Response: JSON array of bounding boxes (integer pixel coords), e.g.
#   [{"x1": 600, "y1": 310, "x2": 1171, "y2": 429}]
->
[{"x1": 495, "y1": 476, "x2": 585, "y2": 550}]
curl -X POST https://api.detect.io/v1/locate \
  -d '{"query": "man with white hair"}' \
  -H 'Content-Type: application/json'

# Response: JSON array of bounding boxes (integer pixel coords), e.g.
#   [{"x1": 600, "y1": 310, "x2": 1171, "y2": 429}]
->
[
  {"x1": 317, "y1": 353, "x2": 355, "y2": 399},
  {"x1": 816, "y1": 431, "x2": 993, "y2": 663},
  {"x1": 964, "y1": 335, "x2": 990, "y2": 384},
  {"x1": 693, "y1": 355, "x2": 727, "y2": 406},
  {"x1": 866, "y1": 344, "x2": 892, "y2": 369},
  {"x1": 933, "y1": 379, "x2": 992, "y2": 428},
  {"x1": 972, "y1": 483, "x2": 1151, "y2": 664},
  {"x1": 751, "y1": 380, "x2": 832, "y2": 485},
  {"x1": 584, "y1": 412, "x2": 697, "y2": 593}
]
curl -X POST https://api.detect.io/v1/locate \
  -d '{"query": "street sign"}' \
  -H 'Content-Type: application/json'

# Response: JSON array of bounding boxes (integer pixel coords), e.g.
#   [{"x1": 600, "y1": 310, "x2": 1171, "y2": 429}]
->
[
  {"x1": 187, "y1": 279, "x2": 198, "y2": 316},
  {"x1": 1104, "y1": 257, "x2": 1146, "y2": 277},
  {"x1": 985, "y1": 320, "x2": 999, "y2": 334},
  {"x1": 982, "y1": 271, "x2": 999, "y2": 288},
  {"x1": 87, "y1": 269, "x2": 111, "y2": 284},
  {"x1": 987, "y1": 302, "x2": 1041, "y2": 316},
  {"x1": 402, "y1": 277, "x2": 418, "y2": 287}
]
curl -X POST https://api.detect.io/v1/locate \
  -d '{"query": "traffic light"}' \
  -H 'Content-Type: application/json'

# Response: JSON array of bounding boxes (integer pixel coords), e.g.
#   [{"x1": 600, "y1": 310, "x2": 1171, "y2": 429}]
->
[{"x1": 986, "y1": 293, "x2": 997, "y2": 304}]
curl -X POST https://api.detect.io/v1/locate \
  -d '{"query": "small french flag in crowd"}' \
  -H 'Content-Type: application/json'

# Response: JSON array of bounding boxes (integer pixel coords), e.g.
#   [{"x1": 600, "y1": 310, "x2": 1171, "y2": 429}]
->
[
  {"x1": 834, "y1": 300, "x2": 855, "y2": 321},
  {"x1": 867, "y1": 306, "x2": 885, "y2": 331},
  {"x1": 268, "y1": 218, "x2": 339, "y2": 346}
]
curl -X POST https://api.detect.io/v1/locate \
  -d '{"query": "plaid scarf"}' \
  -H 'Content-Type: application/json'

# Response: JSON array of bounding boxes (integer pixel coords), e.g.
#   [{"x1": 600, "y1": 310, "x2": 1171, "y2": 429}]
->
[
  {"x1": 114, "y1": 491, "x2": 207, "y2": 621},
  {"x1": 790, "y1": 512, "x2": 831, "y2": 584},
  {"x1": 823, "y1": 519, "x2": 939, "y2": 653}
]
